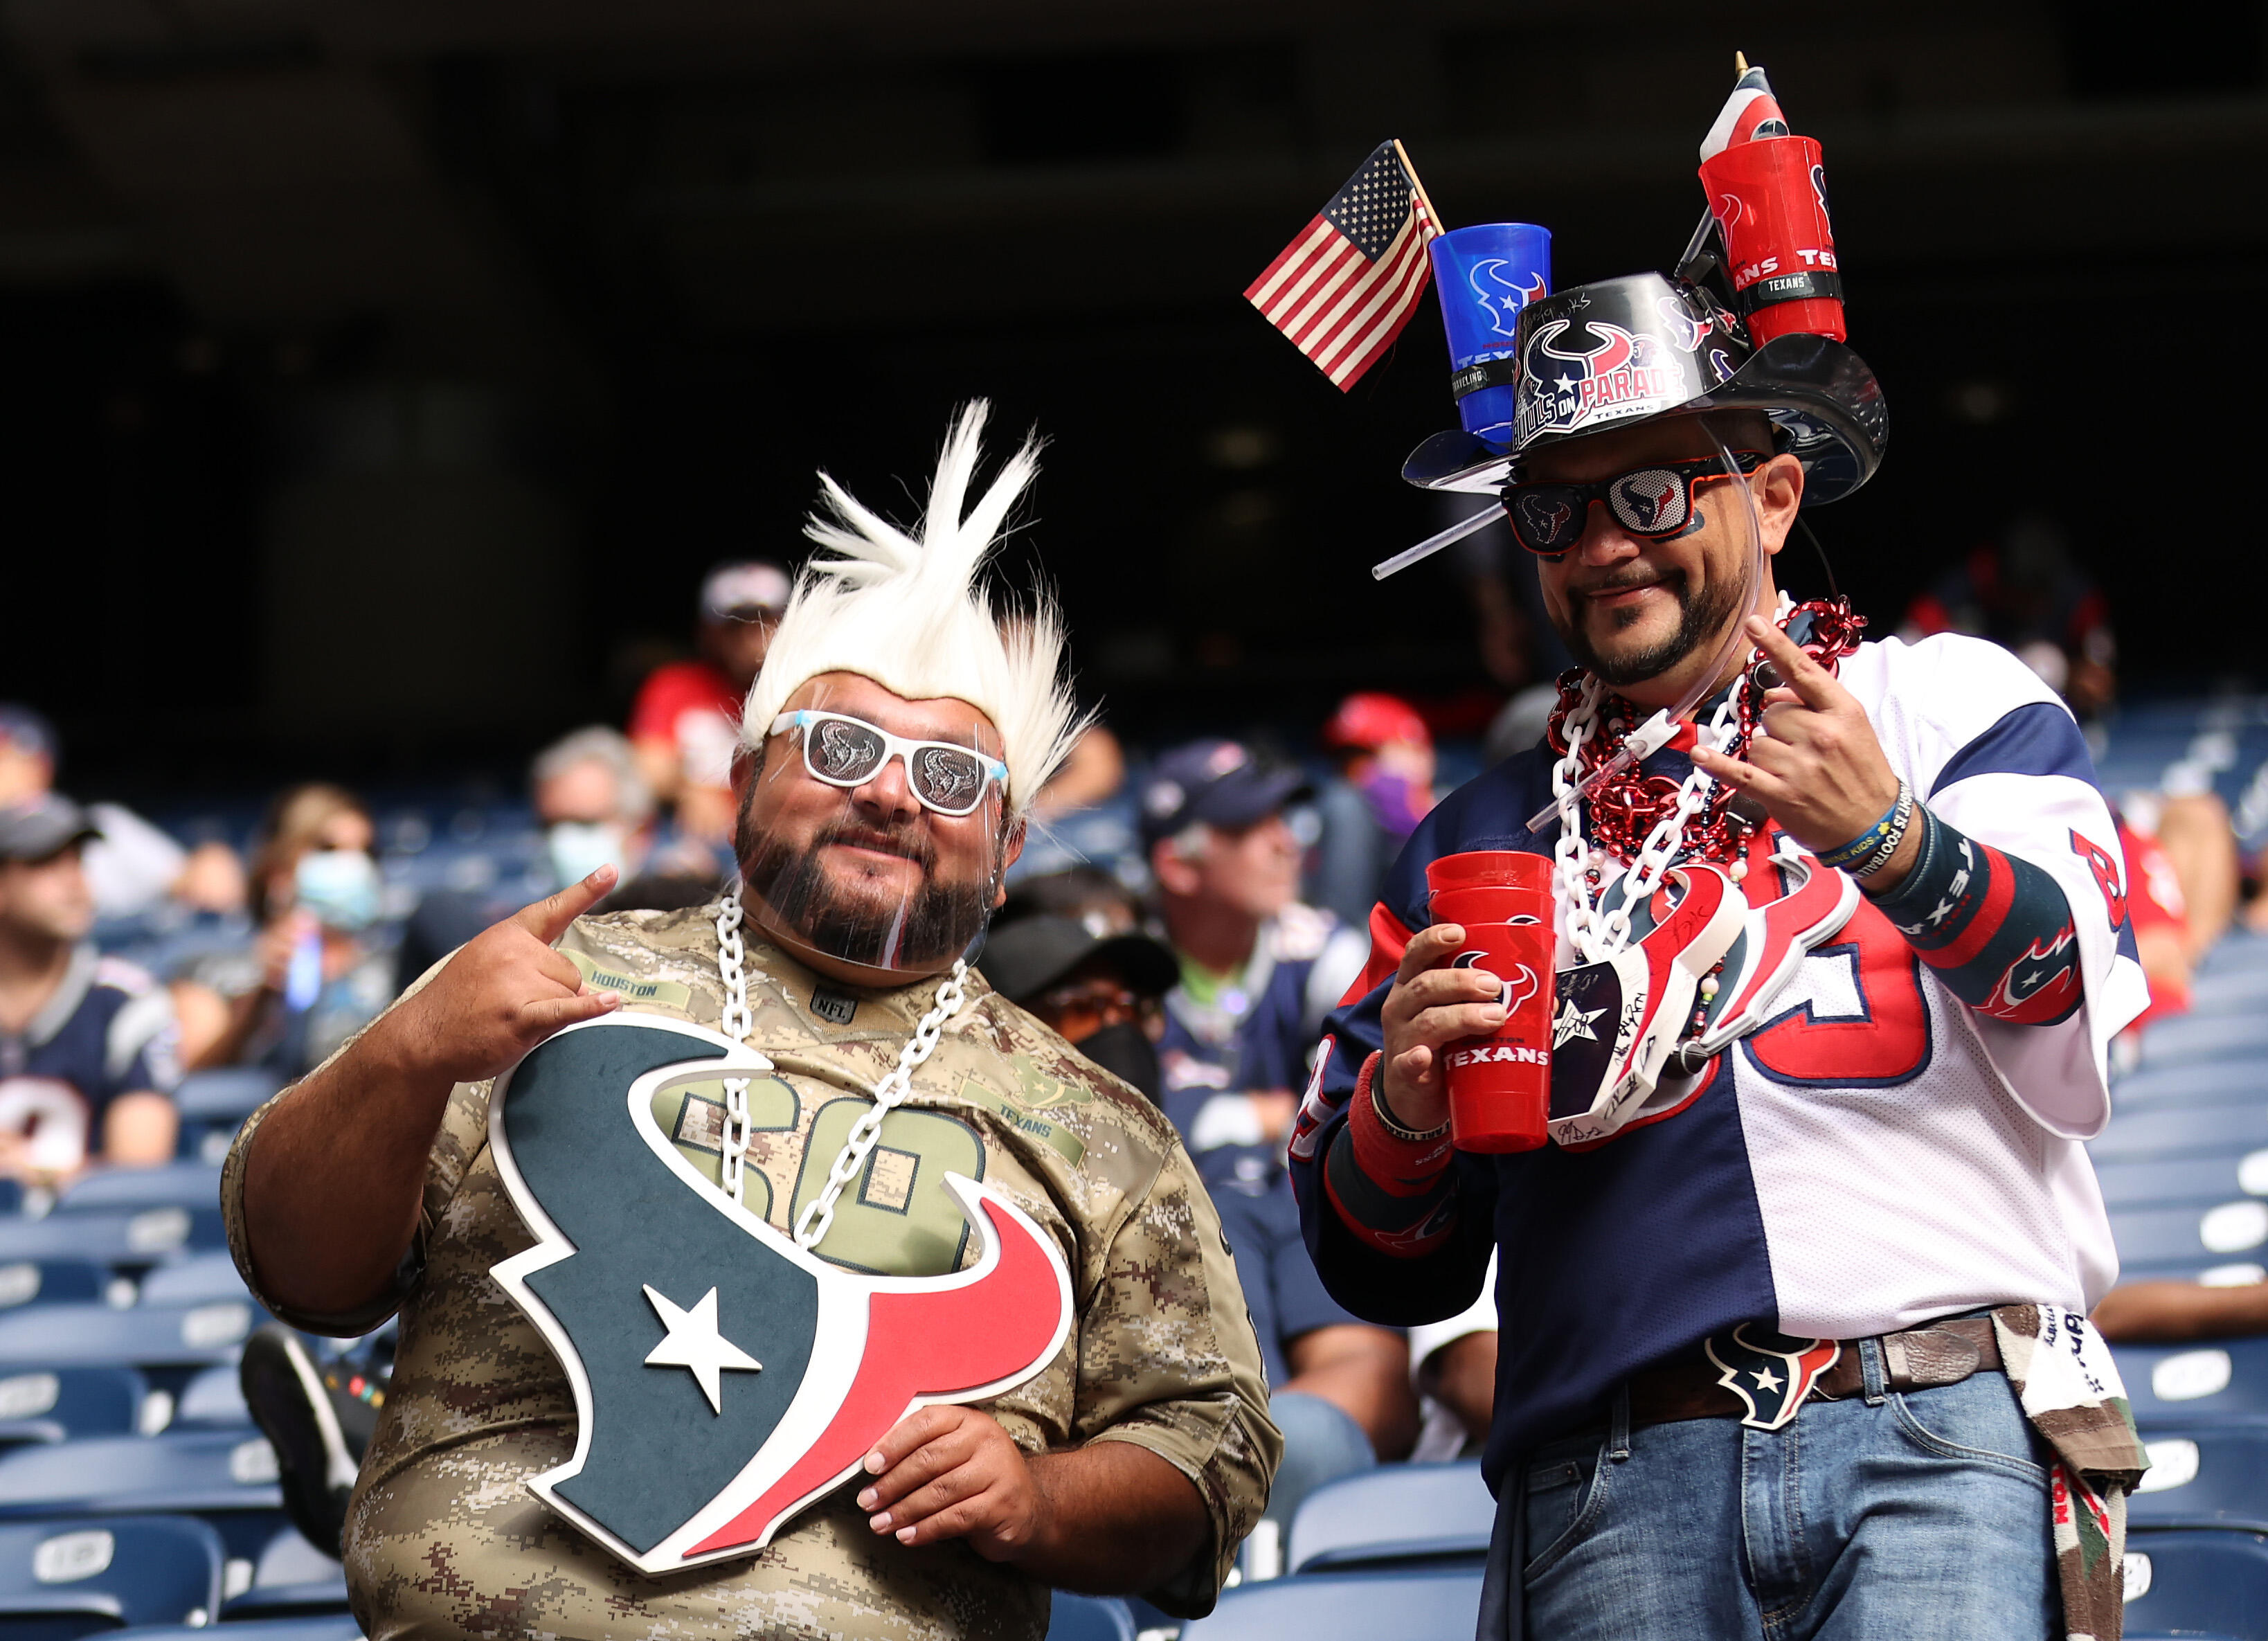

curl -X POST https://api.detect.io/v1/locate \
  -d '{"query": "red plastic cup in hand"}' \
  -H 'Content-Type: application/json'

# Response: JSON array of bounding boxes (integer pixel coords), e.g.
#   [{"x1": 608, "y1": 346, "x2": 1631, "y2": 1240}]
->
[{"x1": 1425, "y1": 852, "x2": 1554, "y2": 1154}]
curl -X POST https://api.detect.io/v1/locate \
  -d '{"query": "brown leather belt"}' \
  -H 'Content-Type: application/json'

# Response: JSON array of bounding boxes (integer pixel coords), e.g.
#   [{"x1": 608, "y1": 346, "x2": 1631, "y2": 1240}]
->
[{"x1": 1627, "y1": 1316, "x2": 2004, "y2": 1428}]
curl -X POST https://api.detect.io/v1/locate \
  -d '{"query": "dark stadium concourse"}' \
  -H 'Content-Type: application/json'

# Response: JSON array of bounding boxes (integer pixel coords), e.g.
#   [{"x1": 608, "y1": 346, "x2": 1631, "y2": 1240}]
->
[{"x1": 0, "y1": 0, "x2": 2264, "y2": 789}]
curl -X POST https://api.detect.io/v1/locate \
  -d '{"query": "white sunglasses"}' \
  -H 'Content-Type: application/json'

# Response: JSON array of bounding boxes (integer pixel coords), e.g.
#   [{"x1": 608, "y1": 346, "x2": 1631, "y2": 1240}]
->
[{"x1": 768, "y1": 711, "x2": 1009, "y2": 817}]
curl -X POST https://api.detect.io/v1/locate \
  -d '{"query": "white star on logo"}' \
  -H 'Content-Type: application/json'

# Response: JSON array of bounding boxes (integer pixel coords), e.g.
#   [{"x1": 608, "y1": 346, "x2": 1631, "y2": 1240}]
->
[
  {"x1": 1752, "y1": 1365, "x2": 1783, "y2": 1392},
  {"x1": 642, "y1": 1284, "x2": 762, "y2": 1414},
  {"x1": 1555, "y1": 373, "x2": 1578, "y2": 393},
  {"x1": 1554, "y1": 1000, "x2": 1603, "y2": 1048}
]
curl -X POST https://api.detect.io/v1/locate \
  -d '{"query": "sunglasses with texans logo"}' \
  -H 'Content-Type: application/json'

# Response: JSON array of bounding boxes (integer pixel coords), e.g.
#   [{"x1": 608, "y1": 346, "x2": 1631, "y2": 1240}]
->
[
  {"x1": 769, "y1": 710, "x2": 1009, "y2": 817},
  {"x1": 1500, "y1": 451, "x2": 1768, "y2": 557}
]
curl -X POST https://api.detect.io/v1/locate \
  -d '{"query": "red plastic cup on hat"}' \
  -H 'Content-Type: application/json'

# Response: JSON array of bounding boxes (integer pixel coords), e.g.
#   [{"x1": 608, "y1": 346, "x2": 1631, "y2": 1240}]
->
[
  {"x1": 1698, "y1": 134, "x2": 1845, "y2": 345},
  {"x1": 1425, "y1": 852, "x2": 1554, "y2": 1153}
]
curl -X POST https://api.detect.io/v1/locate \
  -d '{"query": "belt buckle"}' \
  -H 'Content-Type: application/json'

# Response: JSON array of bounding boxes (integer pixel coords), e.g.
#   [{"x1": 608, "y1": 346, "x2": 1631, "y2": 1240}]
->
[{"x1": 1702, "y1": 1325, "x2": 1843, "y2": 1431}]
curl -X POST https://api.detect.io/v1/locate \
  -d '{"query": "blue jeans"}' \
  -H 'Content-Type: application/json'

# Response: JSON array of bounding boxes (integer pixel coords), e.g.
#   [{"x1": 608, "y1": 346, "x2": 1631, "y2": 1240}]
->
[{"x1": 1513, "y1": 1342, "x2": 2056, "y2": 1640}]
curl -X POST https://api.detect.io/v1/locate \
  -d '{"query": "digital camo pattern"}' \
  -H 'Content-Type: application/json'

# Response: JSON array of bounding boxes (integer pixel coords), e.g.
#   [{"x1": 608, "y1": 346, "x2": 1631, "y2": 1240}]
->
[{"x1": 222, "y1": 904, "x2": 1278, "y2": 1641}]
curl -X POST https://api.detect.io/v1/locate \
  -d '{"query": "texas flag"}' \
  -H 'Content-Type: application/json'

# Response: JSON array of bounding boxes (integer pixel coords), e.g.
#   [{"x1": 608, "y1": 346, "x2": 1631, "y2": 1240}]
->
[{"x1": 1699, "y1": 63, "x2": 1789, "y2": 160}]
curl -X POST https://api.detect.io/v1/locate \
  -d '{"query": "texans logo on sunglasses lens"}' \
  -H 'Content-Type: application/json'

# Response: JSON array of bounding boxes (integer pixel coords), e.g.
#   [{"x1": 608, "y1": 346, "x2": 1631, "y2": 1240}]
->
[
  {"x1": 1608, "y1": 471, "x2": 1686, "y2": 532},
  {"x1": 813, "y1": 720, "x2": 883, "y2": 778},
  {"x1": 1515, "y1": 492, "x2": 1576, "y2": 547}
]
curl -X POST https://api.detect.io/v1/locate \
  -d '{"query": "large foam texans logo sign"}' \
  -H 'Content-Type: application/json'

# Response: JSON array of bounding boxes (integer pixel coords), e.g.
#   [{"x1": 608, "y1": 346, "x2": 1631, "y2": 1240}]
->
[{"x1": 487, "y1": 1014, "x2": 1072, "y2": 1575}]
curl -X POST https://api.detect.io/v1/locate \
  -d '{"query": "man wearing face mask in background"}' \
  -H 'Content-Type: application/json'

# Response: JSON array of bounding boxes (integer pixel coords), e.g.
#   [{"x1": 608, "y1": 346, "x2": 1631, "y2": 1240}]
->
[
  {"x1": 393, "y1": 727, "x2": 675, "y2": 988},
  {"x1": 978, "y1": 913, "x2": 1176, "y2": 1102},
  {"x1": 224, "y1": 405, "x2": 1273, "y2": 1641}
]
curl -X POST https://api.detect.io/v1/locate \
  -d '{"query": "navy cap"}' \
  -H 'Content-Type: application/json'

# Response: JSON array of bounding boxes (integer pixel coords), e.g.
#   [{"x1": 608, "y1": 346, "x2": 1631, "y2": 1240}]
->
[
  {"x1": 0, "y1": 795, "x2": 100, "y2": 863},
  {"x1": 1138, "y1": 739, "x2": 1313, "y2": 851},
  {"x1": 978, "y1": 915, "x2": 1178, "y2": 1007}
]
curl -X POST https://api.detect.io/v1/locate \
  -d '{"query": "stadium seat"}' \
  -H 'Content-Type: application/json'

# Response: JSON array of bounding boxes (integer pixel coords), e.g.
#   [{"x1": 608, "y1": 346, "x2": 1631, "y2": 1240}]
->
[
  {"x1": 1043, "y1": 1593, "x2": 1135, "y2": 1641},
  {"x1": 135, "y1": 1254, "x2": 249, "y2": 1309},
  {"x1": 170, "y1": 1073, "x2": 280, "y2": 1167},
  {"x1": 0, "y1": 1262, "x2": 107, "y2": 1315},
  {"x1": 220, "y1": 1529, "x2": 345, "y2": 1621},
  {"x1": 2123, "y1": 1527, "x2": 2268, "y2": 1639},
  {"x1": 2091, "y1": 1104, "x2": 2268, "y2": 1163},
  {"x1": 2110, "y1": 1060, "x2": 2265, "y2": 1111},
  {"x1": 2096, "y1": 1152, "x2": 2268, "y2": 1210},
  {"x1": 2139, "y1": 1012, "x2": 2268, "y2": 1070},
  {"x1": 2109, "y1": 1201, "x2": 2268, "y2": 1275},
  {"x1": 2198, "y1": 933, "x2": 2268, "y2": 978},
  {"x1": 0, "y1": 1369, "x2": 149, "y2": 1449},
  {"x1": 2118, "y1": 1338, "x2": 2268, "y2": 1426},
  {"x1": 1287, "y1": 1461, "x2": 1493, "y2": 1574},
  {"x1": 0, "y1": 1302, "x2": 257, "y2": 1374},
  {"x1": 171, "y1": 1365, "x2": 249, "y2": 1429},
  {"x1": 0, "y1": 1430, "x2": 285, "y2": 1561},
  {"x1": 0, "y1": 1514, "x2": 225, "y2": 1639},
  {"x1": 2124, "y1": 1428, "x2": 2268, "y2": 1532},
  {"x1": 100, "y1": 1617, "x2": 359, "y2": 1641},
  {"x1": 1178, "y1": 1567, "x2": 1483, "y2": 1640},
  {"x1": 54, "y1": 1167, "x2": 222, "y2": 1218},
  {"x1": 2188, "y1": 966, "x2": 2268, "y2": 1018},
  {"x1": 0, "y1": 1212, "x2": 224, "y2": 1269}
]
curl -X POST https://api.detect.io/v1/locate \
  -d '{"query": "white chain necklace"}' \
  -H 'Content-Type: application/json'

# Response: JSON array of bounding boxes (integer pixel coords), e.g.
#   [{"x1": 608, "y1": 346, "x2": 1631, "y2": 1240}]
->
[
  {"x1": 1548, "y1": 679, "x2": 1744, "y2": 966},
  {"x1": 711, "y1": 893, "x2": 969, "y2": 1251}
]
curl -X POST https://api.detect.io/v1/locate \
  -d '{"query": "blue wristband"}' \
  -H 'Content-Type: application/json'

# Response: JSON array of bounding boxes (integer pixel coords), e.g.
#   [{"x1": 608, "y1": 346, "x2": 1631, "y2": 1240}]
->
[{"x1": 1817, "y1": 782, "x2": 1913, "y2": 874}]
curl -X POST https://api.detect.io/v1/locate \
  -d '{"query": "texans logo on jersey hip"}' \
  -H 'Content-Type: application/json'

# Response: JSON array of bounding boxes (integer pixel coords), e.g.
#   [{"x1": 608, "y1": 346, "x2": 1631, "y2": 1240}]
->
[{"x1": 487, "y1": 1014, "x2": 1072, "y2": 1575}]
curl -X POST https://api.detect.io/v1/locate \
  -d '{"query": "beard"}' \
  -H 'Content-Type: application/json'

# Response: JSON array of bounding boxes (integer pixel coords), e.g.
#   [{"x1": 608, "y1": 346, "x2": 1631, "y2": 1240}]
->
[
  {"x1": 1555, "y1": 562, "x2": 1744, "y2": 690},
  {"x1": 736, "y1": 804, "x2": 996, "y2": 974}
]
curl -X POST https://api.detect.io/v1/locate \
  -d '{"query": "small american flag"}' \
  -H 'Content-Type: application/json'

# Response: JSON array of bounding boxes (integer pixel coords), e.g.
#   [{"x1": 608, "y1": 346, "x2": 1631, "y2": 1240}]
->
[{"x1": 1245, "y1": 141, "x2": 1440, "y2": 391}]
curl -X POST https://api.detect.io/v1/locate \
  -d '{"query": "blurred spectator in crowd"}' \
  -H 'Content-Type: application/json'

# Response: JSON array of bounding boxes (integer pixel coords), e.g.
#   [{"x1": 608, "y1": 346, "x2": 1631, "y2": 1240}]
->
[
  {"x1": 1311, "y1": 692, "x2": 1436, "y2": 929},
  {"x1": 2096, "y1": 1278, "x2": 2268, "y2": 1344},
  {"x1": 983, "y1": 910, "x2": 1414, "y2": 1541},
  {"x1": 0, "y1": 704, "x2": 244, "y2": 919},
  {"x1": 998, "y1": 864, "x2": 1142, "y2": 938},
  {"x1": 394, "y1": 727, "x2": 676, "y2": 983},
  {"x1": 1483, "y1": 681, "x2": 1561, "y2": 769},
  {"x1": 173, "y1": 784, "x2": 393, "y2": 1077},
  {"x1": 1901, "y1": 511, "x2": 2116, "y2": 720},
  {"x1": 1031, "y1": 722, "x2": 1126, "y2": 823},
  {"x1": 628, "y1": 561, "x2": 789, "y2": 849},
  {"x1": 1142, "y1": 739, "x2": 1366, "y2": 1154},
  {"x1": 2118, "y1": 806, "x2": 2197, "y2": 1028},
  {"x1": 1407, "y1": 1255, "x2": 1497, "y2": 1462},
  {"x1": 1209, "y1": 1172, "x2": 1416, "y2": 1550},
  {"x1": 0, "y1": 796, "x2": 179, "y2": 1176},
  {"x1": 980, "y1": 913, "x2": 1175, "y2": 1102}
]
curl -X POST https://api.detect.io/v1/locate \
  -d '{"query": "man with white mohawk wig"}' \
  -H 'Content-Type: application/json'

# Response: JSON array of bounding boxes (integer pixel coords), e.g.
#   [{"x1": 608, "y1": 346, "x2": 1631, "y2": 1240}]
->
[{"x1": 224, "y1": 403, "x2": 1278, "y2": 1641}]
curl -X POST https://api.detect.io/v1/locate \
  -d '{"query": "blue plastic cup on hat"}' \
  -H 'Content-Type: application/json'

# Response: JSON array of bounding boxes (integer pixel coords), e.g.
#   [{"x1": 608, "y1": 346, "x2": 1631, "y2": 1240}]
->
[{"x1": 1428, "y1": 224, "x2": 1551, "y2": 450}]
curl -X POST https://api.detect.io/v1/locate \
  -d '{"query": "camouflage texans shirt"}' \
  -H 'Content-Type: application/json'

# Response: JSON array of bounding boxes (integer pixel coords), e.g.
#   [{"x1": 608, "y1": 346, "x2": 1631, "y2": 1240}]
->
[{"x1": 222, "y1": 905, "x2": 1279, "y2": 1641}]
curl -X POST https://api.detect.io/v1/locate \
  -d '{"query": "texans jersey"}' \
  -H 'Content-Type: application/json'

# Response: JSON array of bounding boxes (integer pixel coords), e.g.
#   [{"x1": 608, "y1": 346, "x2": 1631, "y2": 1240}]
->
[{"x1": 1288, "y1": 633, "x2": 2150, "y2": 1483}]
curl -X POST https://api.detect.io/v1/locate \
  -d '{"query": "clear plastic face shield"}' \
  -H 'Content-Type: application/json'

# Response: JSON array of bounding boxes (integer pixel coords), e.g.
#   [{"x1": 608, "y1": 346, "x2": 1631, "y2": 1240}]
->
[{"x1": 735, "y1": 673, "x2": 1018, "y2": 982}]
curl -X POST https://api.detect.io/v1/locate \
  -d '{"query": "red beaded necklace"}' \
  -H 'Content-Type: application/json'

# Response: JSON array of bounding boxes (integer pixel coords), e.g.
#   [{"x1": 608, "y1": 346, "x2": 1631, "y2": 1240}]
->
[{"x1": 1544, "y1": 598, "x2": 1866, "y2": 866}]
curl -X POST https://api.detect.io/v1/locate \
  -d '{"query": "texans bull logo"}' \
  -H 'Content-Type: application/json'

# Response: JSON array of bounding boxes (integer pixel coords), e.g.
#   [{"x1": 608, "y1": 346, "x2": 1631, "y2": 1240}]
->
[
  {"x1": 488, "y1": 1014, "x2": 1072, "y2": 1575},
  {"x1": 1451, "y1": 922, "x2": 1542, "y2": 1014}
]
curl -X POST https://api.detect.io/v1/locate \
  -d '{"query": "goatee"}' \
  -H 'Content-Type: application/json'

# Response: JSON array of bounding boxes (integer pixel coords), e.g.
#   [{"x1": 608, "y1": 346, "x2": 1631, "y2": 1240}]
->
[
  {"x1": 737, "y1": 810, "x2": 993, "y2": 972},
  {"x1": 1556, "y1": 567, "x2": 1743, "y2": 690}
]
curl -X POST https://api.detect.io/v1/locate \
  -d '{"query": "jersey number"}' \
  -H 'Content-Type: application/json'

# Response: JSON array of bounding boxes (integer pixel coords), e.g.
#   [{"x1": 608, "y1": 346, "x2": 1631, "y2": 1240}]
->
[{"x1": 1742, "y1": 902, "x2": 1933, "y2": 1087}]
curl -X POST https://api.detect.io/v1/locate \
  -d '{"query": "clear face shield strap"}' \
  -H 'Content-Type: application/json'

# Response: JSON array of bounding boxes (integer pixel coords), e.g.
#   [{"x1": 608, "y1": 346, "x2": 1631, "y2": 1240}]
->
[{"x1": 1522, "y1": 431, "x2": 1766, "y2": 834}]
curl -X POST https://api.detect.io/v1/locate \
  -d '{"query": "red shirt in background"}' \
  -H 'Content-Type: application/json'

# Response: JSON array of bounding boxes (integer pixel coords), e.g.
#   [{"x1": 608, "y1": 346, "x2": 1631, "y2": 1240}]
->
[
  {"x1": 628, "y1": 661, "x2": 742, "y2": 789},
  {"x1": 2119, "y1": 817, "x2": 2192, "y2": 1025}
]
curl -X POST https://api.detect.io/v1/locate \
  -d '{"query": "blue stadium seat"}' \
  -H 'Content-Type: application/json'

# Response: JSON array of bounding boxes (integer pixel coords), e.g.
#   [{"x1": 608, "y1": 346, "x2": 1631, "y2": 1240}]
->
[
  {"x1": 2118, "y1": 1338, "x2": 2268, "y2": 1426},
  {"x1": 2112, "y1": 1060, "x2": 2266, "y2": 1111},
  {"x1": 135, "y1": 1254, "x2": 249, "y2": 1309},
  {"x1": 0, "y1": 1431, "x2": 285, "y2": 1561},
  {"x1": 101, "y1": 1617, "x2": 359, "y2": 1641},
  {"x1": 220, "y1": 1529, "x2": 345, "y2": 1621},
  {"x1": 1179, "y1": 1568, "x2": 1482, "y2": 1640},
  {"x1": 1043, "y1": 1593, "x2": 1135, "y2": 1641},
  {"x1": 2189, "y1": 967, "x2": 2268, "y2": 1018},
  {"x1": 2091, "y1": 1104, "x2": 2268, "y2": 1163},
  {"x1": 1288, "y1": 1462, "x2": 1493, "y2": 1574},
  {"x1": 2139, "y1": 1012, "x2": 2268, "y2": 1070},
  {"x1": 0, "y1": 1212, "x2": 224, "y2": 1269},
  {"x1": 171, "y1": 1365, "x2": 249, "y2": 1430},
  {"x1": 2125, "y1": 1428, "x2": 2268, "y2": 1532},
  {"x1": 2198, "y1": 933, "x2": 2268, "y2": 978},
  {"x1": 54, "y1": 1167, "x2": 221, "y2": 1219},
  {"x1": 0, "y1": 1369, "x2": 148, "y2": 1449},
  {"x1": 0, "y1": 1262, "x2": 107, "y2": 1315},
  {"x1": 170, "y1": 1073, "x2": 281, "y2": 1166},
  {"x1": 2097, "y1": 1152, "x2": 2268, "y2": 1210},
  {"x1": 0, "y1": 1515, "x2": 225, "y2": 1640},
  {"x1": 0, "y1": 1302, "x2": 257, "y2": 1374},
  {"x1": 2123, "y1": 1527, "x2": 2268, "y2": 1639},
  {"x1": 2110, "y1": 1201, "x2": 2268, "y2": 1273}
]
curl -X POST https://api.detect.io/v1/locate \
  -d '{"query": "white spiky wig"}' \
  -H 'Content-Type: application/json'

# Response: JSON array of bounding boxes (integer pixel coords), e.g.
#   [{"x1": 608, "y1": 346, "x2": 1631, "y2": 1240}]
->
[{"x1": 739, "y1": 402, "x2": 1086, "y2": 816}]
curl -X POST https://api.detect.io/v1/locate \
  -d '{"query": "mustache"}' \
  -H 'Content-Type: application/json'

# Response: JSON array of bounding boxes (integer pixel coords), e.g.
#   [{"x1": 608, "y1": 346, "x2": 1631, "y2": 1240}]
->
[
  {"x1": 814, "y1": 815, "x2": 937, "y2": 869},
  {"x1": 1572, "y1": 567, "x2": 1682, "y2": 600}
]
